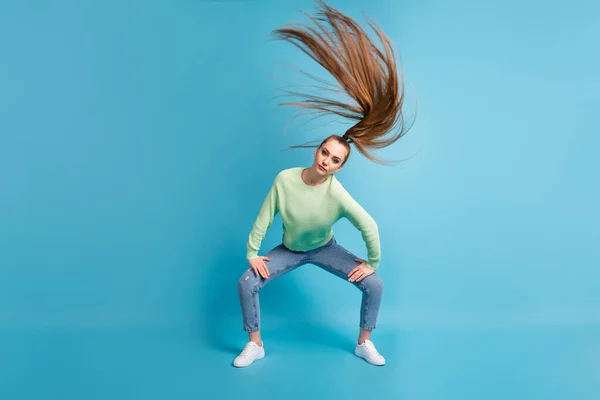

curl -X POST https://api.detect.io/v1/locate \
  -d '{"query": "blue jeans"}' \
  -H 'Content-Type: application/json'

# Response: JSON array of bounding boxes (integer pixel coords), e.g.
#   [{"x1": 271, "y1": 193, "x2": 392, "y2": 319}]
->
[{"x1": 237, "y1": 236, "x2": 383, "y2": 332}]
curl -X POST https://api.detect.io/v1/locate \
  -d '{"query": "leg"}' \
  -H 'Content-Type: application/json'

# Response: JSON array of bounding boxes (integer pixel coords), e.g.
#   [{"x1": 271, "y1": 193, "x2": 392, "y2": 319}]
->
[
  {"x1": 237, "y1": 243, "x2": 307, "y2": 338},
  {"x1": 308, "y1": 239, "x2": 384, "y2": 334},
  {"x1": 308, "y1": 238, "x2": 386, "y2": 366},
  {"x1": 234, "y1": 244, "x2": 307, "y2": 367}
]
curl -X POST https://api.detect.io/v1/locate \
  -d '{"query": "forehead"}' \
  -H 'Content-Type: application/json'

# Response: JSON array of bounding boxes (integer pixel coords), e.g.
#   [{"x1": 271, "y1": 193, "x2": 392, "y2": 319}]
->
[{"x1": 321, "y1": 140, "x2": 347, "y2": 159}]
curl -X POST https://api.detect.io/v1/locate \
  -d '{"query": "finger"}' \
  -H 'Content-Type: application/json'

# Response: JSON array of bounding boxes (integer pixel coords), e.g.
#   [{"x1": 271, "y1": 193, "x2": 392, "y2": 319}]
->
[
  {"x1": 354, "y1": 269, "x2": 366, "y2": 279},
  {"x1": 262, "y1": 262, "x2": 270, "y2": 277},
  {"x1": 348, "y1": 267, "x2": 358, "y2": 276},
  {"x1": 253, "y1": 264, "x2": 262, "y2": 277},
  {"x1": 261, "y1": 263, "x2": 270, "y2": 278}
]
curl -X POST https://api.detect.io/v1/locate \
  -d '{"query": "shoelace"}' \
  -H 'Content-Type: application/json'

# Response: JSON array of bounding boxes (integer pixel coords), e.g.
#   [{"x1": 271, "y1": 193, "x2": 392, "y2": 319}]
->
[
  {"x1": 239, "y1": 342, "x2": 258, "y2": 358},
  {"x1": 363, "y1": 341, "x2": 381, "y2": 357}
]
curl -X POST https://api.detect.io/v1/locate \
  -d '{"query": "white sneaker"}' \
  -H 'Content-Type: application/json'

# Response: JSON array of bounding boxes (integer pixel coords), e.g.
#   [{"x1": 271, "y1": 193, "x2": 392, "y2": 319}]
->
[
  {"x1": 233, "y1": 341, "x2": 265, "y2": 368},
  {"x1": 354, "y1": 340, "x2": 386, "y2": 366}
]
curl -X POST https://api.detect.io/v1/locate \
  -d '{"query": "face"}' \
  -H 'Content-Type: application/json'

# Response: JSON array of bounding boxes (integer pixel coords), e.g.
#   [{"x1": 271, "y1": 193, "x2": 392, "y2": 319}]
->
[{"x1": 313, "y1": 139, "x2": 348, "y2": 176}]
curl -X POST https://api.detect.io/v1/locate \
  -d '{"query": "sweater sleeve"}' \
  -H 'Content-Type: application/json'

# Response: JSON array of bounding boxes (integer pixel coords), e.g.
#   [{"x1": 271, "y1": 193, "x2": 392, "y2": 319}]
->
[
  {"x1": 246, "y1": 175, "x2": 280, "y2": 260},
  {"x1": 338, "y1": 188, "x2": 381, "y2": 270}
]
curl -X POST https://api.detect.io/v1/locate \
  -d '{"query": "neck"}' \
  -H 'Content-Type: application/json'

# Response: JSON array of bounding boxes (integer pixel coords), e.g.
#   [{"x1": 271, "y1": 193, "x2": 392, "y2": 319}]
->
[{"x1": 302, "y1": 166, "x2": 328, "y2": 186}]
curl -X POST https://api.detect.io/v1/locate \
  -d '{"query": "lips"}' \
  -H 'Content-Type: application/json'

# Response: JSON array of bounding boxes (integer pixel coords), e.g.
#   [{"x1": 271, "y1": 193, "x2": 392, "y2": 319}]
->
[{"x1": 318, "y1": 165, "x2": 326, "y2": 171}]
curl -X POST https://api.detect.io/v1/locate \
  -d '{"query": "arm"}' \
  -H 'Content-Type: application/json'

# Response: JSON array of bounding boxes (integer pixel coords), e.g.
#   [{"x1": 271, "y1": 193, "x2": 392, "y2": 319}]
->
[
  {"x1": 246, "y1": 177, "x2": 279, "y2": 260},
  {"x1": 339, "y1": 189, "x2": 381, "y2": 270}
]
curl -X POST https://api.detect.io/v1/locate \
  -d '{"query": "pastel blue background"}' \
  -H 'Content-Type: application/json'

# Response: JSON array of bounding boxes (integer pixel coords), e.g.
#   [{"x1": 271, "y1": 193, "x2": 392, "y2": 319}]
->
[{"x1": 1, "y1": 0, "x2": 598, "y2": 399}]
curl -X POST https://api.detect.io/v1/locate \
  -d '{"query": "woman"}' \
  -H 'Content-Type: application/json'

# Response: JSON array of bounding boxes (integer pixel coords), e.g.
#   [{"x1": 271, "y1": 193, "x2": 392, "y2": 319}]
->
[{"x1": 234, "y1": 0, "x2": 411, "y2": 367}]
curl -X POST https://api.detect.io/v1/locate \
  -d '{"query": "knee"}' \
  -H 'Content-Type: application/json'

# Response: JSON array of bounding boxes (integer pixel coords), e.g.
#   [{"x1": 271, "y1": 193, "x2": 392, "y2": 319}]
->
[
  {"x1": 238, "y1": 268, "x2": 260, "y2": 294},
  {"x1": 362, "y1": 274, "x2": 383, "y2": 294}
]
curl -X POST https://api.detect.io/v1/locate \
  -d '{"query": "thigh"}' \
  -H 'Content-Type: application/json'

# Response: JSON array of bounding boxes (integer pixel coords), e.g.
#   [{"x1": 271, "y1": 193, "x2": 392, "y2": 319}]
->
[
  {"x1": 262, "y1": 244, "x2": 307, "y2": 278},
  {"x1": 309, "y1": 242, "x2": 363, "y2": 278},
  {"x1": 309, "y1": 242, "x2": 381, "y2": 289},
  {"x1": 241, "y1": 244, "x2": 307, "y2": 287}
]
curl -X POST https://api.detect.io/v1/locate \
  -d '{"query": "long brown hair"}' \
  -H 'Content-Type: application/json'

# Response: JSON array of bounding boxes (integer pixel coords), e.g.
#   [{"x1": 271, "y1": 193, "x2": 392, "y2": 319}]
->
[{"x1": 271, "y1": 0, "x2": 414, "y2": 165}]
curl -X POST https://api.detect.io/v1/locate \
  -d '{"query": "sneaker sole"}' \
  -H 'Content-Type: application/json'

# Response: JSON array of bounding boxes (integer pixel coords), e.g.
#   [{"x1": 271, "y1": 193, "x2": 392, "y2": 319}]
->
[
  {"x1": 233, "y1": 353, "x2": 265, "y2": 368},
  {"x1": 354, "y1": 350, "x2": 385, "y2": 366}
]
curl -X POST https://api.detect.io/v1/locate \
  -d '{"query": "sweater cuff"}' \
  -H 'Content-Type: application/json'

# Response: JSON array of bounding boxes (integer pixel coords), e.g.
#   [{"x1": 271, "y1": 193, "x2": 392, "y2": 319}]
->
[{"x1": 366, "y1": 261, "x2": 379, "y2": 270}]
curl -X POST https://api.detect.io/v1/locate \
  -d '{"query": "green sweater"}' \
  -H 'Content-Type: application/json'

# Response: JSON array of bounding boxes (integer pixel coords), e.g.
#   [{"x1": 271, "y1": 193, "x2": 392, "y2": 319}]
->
[{"x1": 246, "y1": 167, "x2": 381, "y2": 270}]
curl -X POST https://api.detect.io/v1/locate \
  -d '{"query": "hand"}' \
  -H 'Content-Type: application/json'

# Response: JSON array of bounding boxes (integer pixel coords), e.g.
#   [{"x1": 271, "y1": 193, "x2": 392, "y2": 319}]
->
[
  {"x1": 248, "y1": 256, "x2": 271, "y2": 279},
  {"x1": 348, "y1": 258, "x2": 374, "y2": 282}
]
